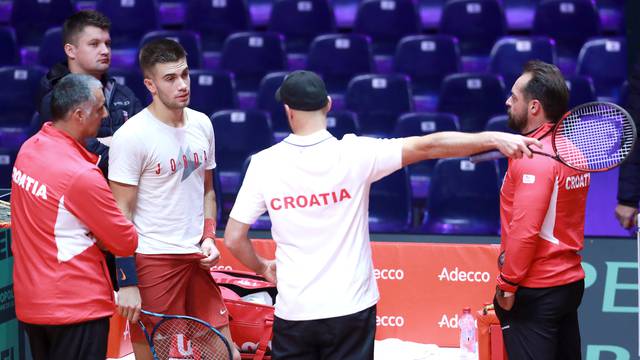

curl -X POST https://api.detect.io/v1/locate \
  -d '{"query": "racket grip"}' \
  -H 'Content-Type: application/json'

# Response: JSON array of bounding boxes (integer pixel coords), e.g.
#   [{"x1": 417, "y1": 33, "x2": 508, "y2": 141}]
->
[{"x1": 469, "y1": 150, "x2": 505, "y2": 163}]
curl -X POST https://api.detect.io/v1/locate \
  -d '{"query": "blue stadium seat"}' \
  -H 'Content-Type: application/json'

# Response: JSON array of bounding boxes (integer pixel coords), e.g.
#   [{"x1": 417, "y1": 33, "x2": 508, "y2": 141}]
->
[
  {"x1": 418, "y1": 0, "x2": 445, "y2": 29},
  {"x1": 393, "y1": 112, "x2": 459, "y2": 199},
  {"x1": 188, "y1": 70, "x2": 238, "y2": 116},
  {"x1": 394, "y1": 35, "x2": 460, "y2": 96},
  {"x1": 38, "y1": 27, "x2": 66, "y2": 68},
  {"x1": 0, "y1": 27, "x2": 18, "y2": 66},
  {"x1": 96, "y1": 0, "x2": 160, "y2": 49},
  {"x1": 489, "y1": 36, "x2": 556, "y2": 89},
  {"x1": 0, "y1": 66, "x2": 46, "y2": 127},
  {"x1": 10, "y1": 0, "x2": 74, "y2": 46},
  {"x1": 353, "y1": 0, "x2": 422, "y2": 55},
  {"x1": 185, "y1": 0, "x2": 250, "y2": 52},
  {"x1": 268, "y1": 0, "x2": 336, "y2": 54},
  {"x1": 565, "y1": 75, "x2": 596, "y2": 108},
  {"x1": 220, "y1": 32, "x2": 287, "y2": 92},
  {"x1": 576, "y1": 37, "x2": 626, "y2": 101},
  {"x1": 257, "y1": 71, "x2": 289, "y2": 134},
  {"x1": 439, "y1": 0, "x2": 506, "y2": 56},
  {"x1": 210, "y1": 110, "x2": 275, "y2": 194},
  {"x1": 596, "y1": 0, "x2": 623, "y2": 33},
  {"x1": 503, "y1": 0, "x2": 538, "y2": 31},
  {"x1": 438, "y1": 73, "x2": 505, "y2": 132},
  {"x1": 345, "y1": 74, "x2": 413, "y2": 136},
  {"x1": 532, "y1": 0, "x2": 601, "y2": 60},
  {"x1": 109, "y1": 68, "x2": 150, "y2": 105},
  {"x1": 326, "y1": 110, "x2": 359, "y2": 138},
  {"x1": 422, "y1": 158, "x2": 500, "y2": 235},
  {"x1": 485, "y1": 114, "x2": 514, "y2": 179},
  {"x1": 306, "y1": 34, "x2": 374, "y2": 94},
  {"x1": 369, "y1": 167, "x2": 412, "y2": 233},
  {"x1": 247, "y1": 0, "x2": 273, "y2": 27},
  {"x1": 139, "y1": 30, "x2": 203, "y2": 69},
  {"x1": 0, "y1": 147, "x2": 18, "y2": 190}
]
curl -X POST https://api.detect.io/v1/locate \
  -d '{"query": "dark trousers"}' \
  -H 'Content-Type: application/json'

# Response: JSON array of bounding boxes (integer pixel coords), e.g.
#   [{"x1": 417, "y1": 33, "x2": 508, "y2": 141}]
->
[
  {"x1": 22, "y1": 317, "x2": 110, "y2": 360},
  {"x1": 494, "y1": 279, "x2": 585, "y2": 360},
  {"x1": 272, "y1": 305, "x2": 377, "y2": 360}
]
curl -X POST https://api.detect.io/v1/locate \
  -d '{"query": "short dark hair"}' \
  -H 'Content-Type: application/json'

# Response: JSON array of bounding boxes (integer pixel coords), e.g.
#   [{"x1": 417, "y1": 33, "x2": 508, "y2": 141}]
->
[
  {"x1": 63, "y1": 10, "x2": 111, "y2": 46},
  {"x1": 522, "y1": 60, "x2": 569, "y2": 123},
  {"x1": 138, "y1": 38, "x2": 187, "y2": 77},
  {"x1": 51, "y1": 74, "x2": 102, "y2": 121}
]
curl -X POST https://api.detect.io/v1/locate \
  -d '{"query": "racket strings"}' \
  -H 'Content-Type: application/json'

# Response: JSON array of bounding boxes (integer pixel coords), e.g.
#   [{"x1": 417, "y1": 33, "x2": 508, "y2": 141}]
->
[
  {"x1": 152, "y1": 318, "x2": 230, "y2": 360},
  {"x1": 555, "y1": 103, "x2": 635, "y2": 171}
]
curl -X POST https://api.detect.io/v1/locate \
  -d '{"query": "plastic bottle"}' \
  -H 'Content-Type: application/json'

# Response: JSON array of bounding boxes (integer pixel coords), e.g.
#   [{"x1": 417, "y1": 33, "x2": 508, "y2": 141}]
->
[{"x1": 459, "y1": 307, "x2": 478, "y2": 360}]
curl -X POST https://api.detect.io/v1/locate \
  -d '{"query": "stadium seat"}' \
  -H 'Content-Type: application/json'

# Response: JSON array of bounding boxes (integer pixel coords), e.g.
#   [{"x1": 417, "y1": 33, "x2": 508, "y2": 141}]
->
[
  {"x1": 257, "y1": 72, "x2": 288, "y2": 134},
  {"x1": 307, "y1": 34, "x2": 374, "y2": 94},
  {"x1": 220, "y1": 32, "x2": 287, "y2": 92},
  {"x1": 326, "y1": 110, "x2": 360, "y2": 138},
  {"x1": 489, "y1": 36, "x2": 556, "y2": 89},
  {"x1": 185, "y1": 0, "x2": 250, "y2": 52},
  {"x1": 0, "y1": 66, "x2": 46, "y2": 127},
  {"x1": 38, "y1": 27, "x2": 66, "y2": 68},
  {"x1": 418, "y1": 0, "x2": 445, "y2": 30},
  {"x1": 596, "y1": 0, "x2": 624, "y2": 33},
  {"x1": 188, "y1": 70, "x2": 238, "y2": 117},
  {"x1": 0, "y1": 147, "x2": 18, "y2": 190},
  {"x1": 139, "y1": 30, "x2": 203, "y2": 69},
  {"x1": 247, "y1": 0, "x2": 273, "y2": 27},
  {"x1": 353, "y1": 0, "x2": 422, "y2": 55},
  {"x1": 393, "y1": 112, "x2": 459, "y2": 198},
  {"x1": 532, "y1": 0, "x2": 601, "y2": 61},
  {"x1": 576, "y1": 37, "x2": 626, "y2": 101},
  {"x1": 564, "y1": 75, "x2": 596, "y2": 108},
  {"x1": 369, "y1": 167, "x2": 413, "y2": 233},
  {"x1": 332, "y1": 0, "x2": 359, "y2": 29},
  {"x1": 439, "y1": 0, "x2": 506, "y2": 57},
  {"x1": 345, "y1": 74, "x2": 413, "y2": 136},
  {"x1": 394, "y1": 35, "x2": 460, "y2": 97},
  {"x1": 503, "y1": 0, "x2": 538, "y2": 30},
  {"x1": 0, "y1": 27, "x2": 18, "y2": 66},
  {"x1": 96, "y1": 0, "x2": 160, "y2": 49},
  {"x1": 10, "y1": 0, "x2": 74, "y2": 46},
  {"x1": 268, "y1": 0, "x2": 336, "y2": 54},
  {"x1": 110, "y1": 68, "x2": 150, "y2": 105},
  {"x1": 438, "y1": 73, "x2": 505, "y2": 132},
  {"x1": 422, "y1": 158, "x2": 500, "y2": 235},
  {"x1": 210, "y1": 110, "x2": 275, "y2": 195},
  {"x1": 485, "y1": 114, "x2": 514, "y2": 179}
]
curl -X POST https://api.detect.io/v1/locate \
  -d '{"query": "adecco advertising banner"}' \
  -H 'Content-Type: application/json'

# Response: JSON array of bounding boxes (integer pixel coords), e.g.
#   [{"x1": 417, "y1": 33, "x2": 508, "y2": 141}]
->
[{"x1": 211, "y1": 239, "x2": 499, "y2": 347}]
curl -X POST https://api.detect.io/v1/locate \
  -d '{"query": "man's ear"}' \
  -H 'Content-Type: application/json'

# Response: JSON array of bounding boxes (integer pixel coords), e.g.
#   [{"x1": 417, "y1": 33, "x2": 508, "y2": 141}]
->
[
  {"x1": 143, "y1": 78, "x2": 156, "y2": 97},
  {"x1": 64, "y1": 43, "x2": 75, "y2": 59},
  {"x1": 529, "y1": 99, "x2": 541, "y2": 116}
]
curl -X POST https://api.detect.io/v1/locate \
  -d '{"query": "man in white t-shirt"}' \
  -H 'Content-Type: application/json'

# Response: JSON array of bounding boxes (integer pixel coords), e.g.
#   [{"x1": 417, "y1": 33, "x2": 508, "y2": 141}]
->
[
  {"x1": 108, "y1": 39, "x2": 240, "y2": 360},
  {"x1": 224, "y1": 70, "x2": 541, "y2": 359}
]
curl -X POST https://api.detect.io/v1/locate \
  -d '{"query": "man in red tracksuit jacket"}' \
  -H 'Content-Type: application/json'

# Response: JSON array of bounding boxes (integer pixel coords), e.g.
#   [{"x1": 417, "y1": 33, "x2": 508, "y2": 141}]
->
[
  {"x1": 494, "y1": 60, "x2": 588, "y2": 360},
  {"x1": 10, "y1": 73, "x2": 138, "y2": 360}
]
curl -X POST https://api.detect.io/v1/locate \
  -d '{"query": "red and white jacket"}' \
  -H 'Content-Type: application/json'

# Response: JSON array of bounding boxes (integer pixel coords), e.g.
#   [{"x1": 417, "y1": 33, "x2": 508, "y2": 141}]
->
[
  {"x1": 11, "y1": 123, "x2": 138, "y2": 325},
  {"x1": 497, "y1": 123, "x2": 588, "y2": 293}
]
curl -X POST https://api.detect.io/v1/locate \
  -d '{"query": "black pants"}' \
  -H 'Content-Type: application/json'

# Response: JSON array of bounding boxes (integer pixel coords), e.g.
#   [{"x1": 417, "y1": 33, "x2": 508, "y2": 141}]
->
[
  {"x1": 22, "y1": 317, "x2": 110, "y2": 360},
  {"x1": 272, "y1": 305, "x2": 376, "y2": 360},
  {"x1": 494, "y1": 279, "x2": 585, "y2": 360}
]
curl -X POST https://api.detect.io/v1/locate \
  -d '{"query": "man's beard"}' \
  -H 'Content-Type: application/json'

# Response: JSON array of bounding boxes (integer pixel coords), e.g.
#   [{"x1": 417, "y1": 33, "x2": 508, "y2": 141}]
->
[{"x1": 507, "y1": 110, "x2": 527, "y2": 133}]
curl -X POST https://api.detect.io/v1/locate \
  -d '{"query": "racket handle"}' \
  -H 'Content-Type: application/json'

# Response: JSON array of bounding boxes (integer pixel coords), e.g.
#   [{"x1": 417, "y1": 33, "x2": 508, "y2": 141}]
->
[{"x1": 469, "y1": 150, "x2": 505, "y2": 163}]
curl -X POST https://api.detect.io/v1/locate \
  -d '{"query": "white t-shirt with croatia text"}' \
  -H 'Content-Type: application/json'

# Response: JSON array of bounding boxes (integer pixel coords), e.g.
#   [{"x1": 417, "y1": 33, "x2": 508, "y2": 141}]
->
[
  {"x1": 109, "y1": 108, "x2": 215, "y2": 254},
  {"x1": 230, "y1": 129, "x2": 403, "y2": 320}
]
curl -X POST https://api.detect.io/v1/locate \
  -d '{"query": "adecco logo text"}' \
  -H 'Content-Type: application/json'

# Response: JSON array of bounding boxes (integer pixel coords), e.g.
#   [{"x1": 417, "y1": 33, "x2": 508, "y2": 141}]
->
[
  {"x1": 376, "y1": 315, "x2": 405, "y2": 327},
  {"x1": 374, "y1": 268, "x2": 405, "y2": 280},
  {"x1": 437, "y1": 267, "x2": 491, "y2": 283},
  {"x1": 211, "y1": 265, "x2": 233, "y2": 271}
]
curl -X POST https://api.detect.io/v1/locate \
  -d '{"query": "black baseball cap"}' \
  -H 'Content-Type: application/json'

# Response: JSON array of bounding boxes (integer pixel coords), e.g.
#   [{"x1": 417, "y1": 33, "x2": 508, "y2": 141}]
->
[{"x1": 275, "y1": 70, "x2": 329, "y2": 111}]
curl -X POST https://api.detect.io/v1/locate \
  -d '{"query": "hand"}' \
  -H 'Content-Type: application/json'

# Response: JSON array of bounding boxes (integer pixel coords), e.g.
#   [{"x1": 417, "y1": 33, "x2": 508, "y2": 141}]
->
[
  {"x1": 199, "y1": 238, "x2": 221, "y2": 270},
  {"x1": 116, "y1": 286, "x2": 142, "y2": 322},
  {"x1": 495, "y1": 287, "x2": 515, "y2": 311},
  {"x1": 492, "y1": 133, "x2": 542, "y2": 159},
  {"x1": 614, "y1": 204, "x2": 638, "y2": 229},
  {"x1": 258, "y1": 260, "x2": 277, "y2": 285}
]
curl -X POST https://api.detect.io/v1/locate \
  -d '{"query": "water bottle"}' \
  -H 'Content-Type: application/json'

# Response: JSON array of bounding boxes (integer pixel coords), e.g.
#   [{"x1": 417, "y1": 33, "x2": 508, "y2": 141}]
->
[{"x1": 459, "y1": 307, "x2": 478, "y2": 360}]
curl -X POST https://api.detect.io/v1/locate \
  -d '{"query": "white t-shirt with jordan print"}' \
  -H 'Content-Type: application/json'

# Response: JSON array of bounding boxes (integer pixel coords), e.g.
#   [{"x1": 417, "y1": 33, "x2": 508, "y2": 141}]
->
[{"x1": 109, "y1": 107, "x2": 215, "y2": 255}]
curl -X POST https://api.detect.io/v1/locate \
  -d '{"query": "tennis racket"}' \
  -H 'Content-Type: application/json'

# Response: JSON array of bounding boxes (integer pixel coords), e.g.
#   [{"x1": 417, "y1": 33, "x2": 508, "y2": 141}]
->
[
  {"x1": 138, "y1": 309, "x2": 233, "y2": 360},
  {"x1": 470, "y1": 102, "x2": 636, "y2": 172}
]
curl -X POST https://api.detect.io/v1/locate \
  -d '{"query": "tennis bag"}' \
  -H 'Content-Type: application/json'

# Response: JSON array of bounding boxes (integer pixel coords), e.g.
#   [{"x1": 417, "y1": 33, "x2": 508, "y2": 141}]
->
[{"x1": 212, "y1": 270, "x2": 276, "y2": 360}]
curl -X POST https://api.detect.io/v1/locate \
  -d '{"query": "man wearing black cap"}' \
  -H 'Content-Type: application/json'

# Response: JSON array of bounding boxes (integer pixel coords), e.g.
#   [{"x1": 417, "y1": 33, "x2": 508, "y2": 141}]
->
[{"x1": 224, "y1": 70, "x2": 540, "y2": 359}]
